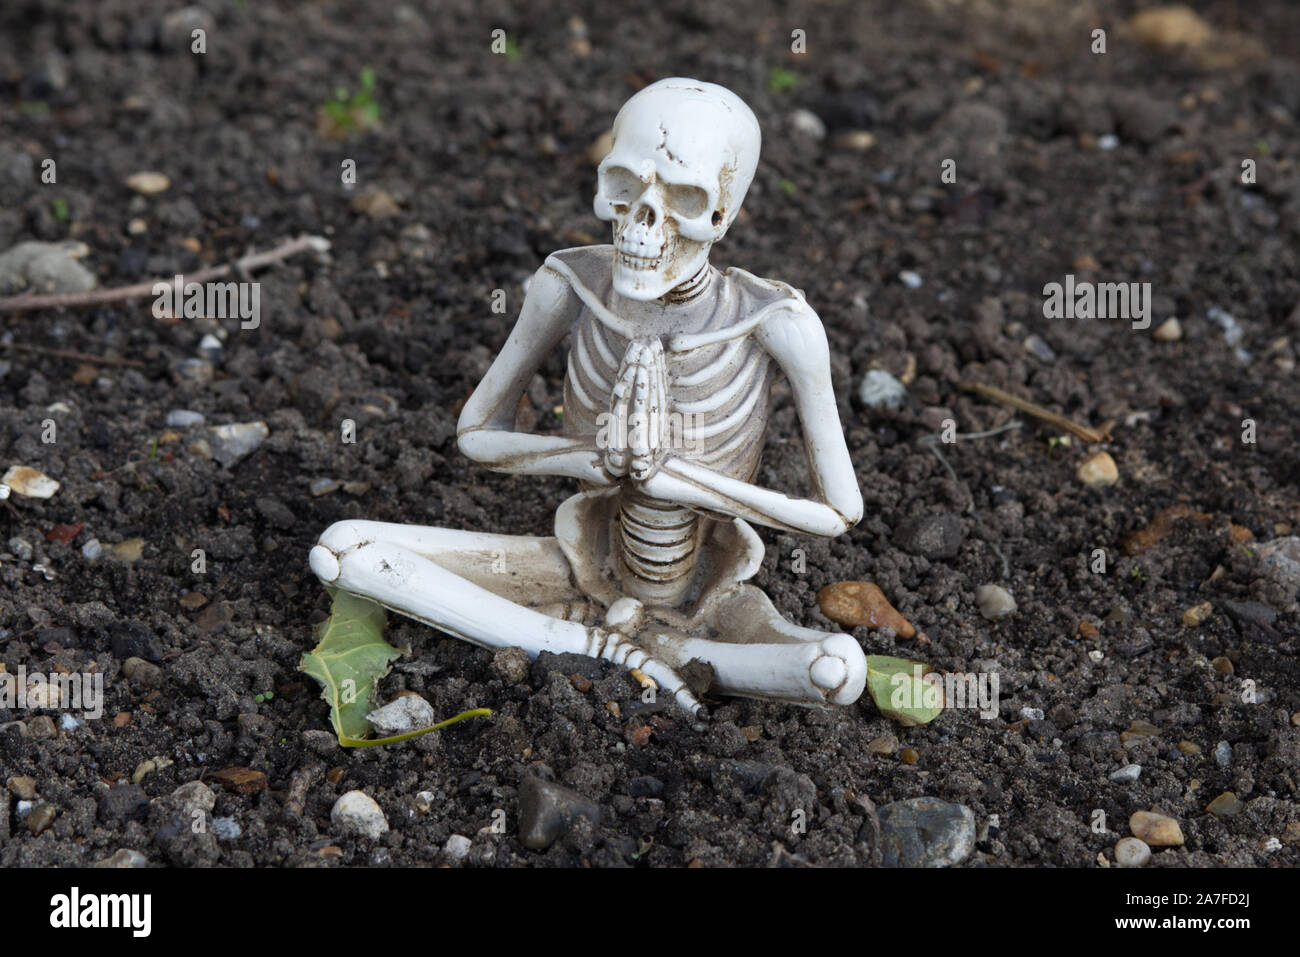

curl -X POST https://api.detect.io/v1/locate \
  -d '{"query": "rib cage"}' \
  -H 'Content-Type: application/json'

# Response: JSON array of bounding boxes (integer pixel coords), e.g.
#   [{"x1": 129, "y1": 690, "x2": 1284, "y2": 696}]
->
[{"x1": 563, "y1": 290, "x2": 774, "y2": 607}]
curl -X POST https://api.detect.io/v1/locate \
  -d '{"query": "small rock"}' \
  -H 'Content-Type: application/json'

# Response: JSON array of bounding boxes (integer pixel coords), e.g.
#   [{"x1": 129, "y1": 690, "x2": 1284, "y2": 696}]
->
[
  {"x1": 211, "y1": 816, "x2": 241, "y2": 841},
  {"x1": 121, "y1": 657, "x2": 163, "y2": 687},
  {"x1": 1097, "y1": 133, "x2": 1120, "y2": 151},
  {"x1": 787, "y1": 108, "x2": 827, "y2": 140},
  {"x1": 331, "y1": 790, "x2": 389, "y2": 840},
  {"x1": 98, "y1": 785, "x2": 150, "y2": 824},
  {"x1": 444, "y1": 834, "x2": 473, "y2": 862},
  {"x1": 975, "y1": 584, "x2": 1016, "y2": 620},
  {"x1": 1129, "y1": 6, "x2": 1214, "y2": 50},
  {"x1": 1115, "y1": 836, "x2": 1151, "y2": 868},
  {"x1": 1, "y1": 466, "x2": 59, "y2": 499},
  {"x1": 893, "y1": 512, "x2": 964, "y2": 559},
  {"x1": 209, "y1": 766, "x2": 267, "y2": 794},
  {"x1": 7, "y1": 537, "x2": 34, "y2": 561},
  {"x1": 1121, "y1": 719, "x2": 1162, "y2": 745},
  {"x1": 172, "y1": 780, "x2": 216, "y2": 817},
  {"x1": 110, "y1": 539, "x2": 144, "y2": 564},
  {"x1": 94, "y1": 849, "x2": 149, "y2": 868},
  {"x1": 206, "y1": 422, "x2": 269, "y2": 468},
  {"x1": 816, "y1": 581, "x2": 914, "y2": 636},
  {"x1": 867, "y1": 734, "x2": 899, "y2": 756},
  {"x1": 518, "y1": 776, "x2": 600, "y2": 851},
  {"x1": 1214, "y1": 740, "x2": 1232, "y2": 768},
  {"x1": 1130, "y1": 810, "x2": 1184, "y2": 846},
  {"x1": 310, "y1": 478, "x2": 341, "y2": 497},
  {"x1": 1206, "y1": 791, "x2": 1243, "y2": 818},
  {"x1": 1178, "y1": 740, "x2": 1201, "y2": 754},
  {"x1": 878, "y1": 797, "x2": 976, "y2": 868},
  {"x1": 492, "y1": 646, "x2": 532, "y2": 685},
  {"x1": 166, "y1": 409, "x2": 206, "y2": 428},
  {"x1": 81, "y1": 539, "x2": 103, "y2": 561},
  {"x1": 1207, "y1": 305, "x2": 1244, "y2": 347},
  {"x1": 1077, "y1": 452, "x2": 1119, "y2": 487},
  {"x1": 125, "y1": 171, "x2": 171, "y2": 195},
  {"x1": 1210, "y1": 656, "x2": 1233, "y2": 674},
  {"x1": 1110, "y1": 764, "x2": 1142, "y2": 783},
  {"x1": 60, "y1": 713, "x2": 82, "y2": 732},
  {"x1": 1020, "y1": 707, "x2": 1045, "y2": 722},
  {"x1": 1182, "y1": 601, "x2": 1213, "y2": 626},
  {"x1": 7, "y1": 776, "x2": 37, "y2": 800},
  {"x1": 858, "y1": 369, "x2": 908, "y2": 410},
  {"x1": 898, "y1": 270, "x2": 923, "y2": 289},
  {"x1": 366, "y1": 695, "x2": 436, "y2": 736},
  {"x1": 350, "y1": 189, "x2": 400, "y2": 219},
  {"x1": 1024, "y1": 334, "x2": 1056, "y2": 361},
  {"x1": 0, "y1": 241, "x2": 96, "y2": 296},
  {"x1": 27, "y1": 804, "x2": 57, "y2": 836},
  {"x1": 1152, "y1": 317, "x2": 1183, "y2": 341}
]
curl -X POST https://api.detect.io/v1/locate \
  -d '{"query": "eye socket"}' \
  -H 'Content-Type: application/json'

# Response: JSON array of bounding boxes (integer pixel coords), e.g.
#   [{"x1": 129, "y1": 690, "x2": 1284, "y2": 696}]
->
[
  {"x1": 666, "y1": 184, "x2": 709, "y2": 220},
  {"x1": 600, "y1": 166, "x2": 645, "y2": 205}
]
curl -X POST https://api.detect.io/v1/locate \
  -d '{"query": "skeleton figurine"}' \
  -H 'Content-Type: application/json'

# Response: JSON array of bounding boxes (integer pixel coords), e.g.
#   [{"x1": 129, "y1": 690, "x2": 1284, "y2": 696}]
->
[{"x1": 309, "y1": 78, "x2": 866, "y2": 716}]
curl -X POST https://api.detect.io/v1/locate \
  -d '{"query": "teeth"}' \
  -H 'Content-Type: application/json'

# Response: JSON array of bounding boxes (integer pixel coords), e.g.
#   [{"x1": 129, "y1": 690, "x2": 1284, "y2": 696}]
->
[{"x1": 617, "y1": 251, "x2": 661, "y2": 271}]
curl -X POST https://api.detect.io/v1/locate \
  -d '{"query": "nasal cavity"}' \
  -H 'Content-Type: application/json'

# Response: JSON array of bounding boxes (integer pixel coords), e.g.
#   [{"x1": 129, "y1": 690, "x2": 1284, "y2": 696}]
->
[{"x1": 634, "y1": 205, "x2": 656, "y2": 227}]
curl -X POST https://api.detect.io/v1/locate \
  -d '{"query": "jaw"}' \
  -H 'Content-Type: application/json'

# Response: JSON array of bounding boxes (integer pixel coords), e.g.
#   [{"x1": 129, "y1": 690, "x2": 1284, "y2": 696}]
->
[{"x1": 611, "y1": 238, "x2": 711, "y2": 301}]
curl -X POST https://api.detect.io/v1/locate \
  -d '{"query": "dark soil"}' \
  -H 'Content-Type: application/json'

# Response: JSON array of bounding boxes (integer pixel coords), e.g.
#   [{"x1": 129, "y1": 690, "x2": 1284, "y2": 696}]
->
[{"x1": 1, "y1": 0, "x2": 1298, "y2": 868}]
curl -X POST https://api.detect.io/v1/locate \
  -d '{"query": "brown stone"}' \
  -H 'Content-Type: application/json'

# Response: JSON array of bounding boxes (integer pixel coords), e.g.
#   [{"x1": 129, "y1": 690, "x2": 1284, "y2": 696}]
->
[
  {"x1": 816, "y1": 581, "x2": 915, "y2": 637},
  {"x1": 208, "y1": 766, "x2": 267, "y2": 794},
  {"x1": 1122, "y1": 505, "x2": 1213, "y2": 556},
  {"x1": 1130, "y1": 810, "x2": 1184, "y2": 846}
]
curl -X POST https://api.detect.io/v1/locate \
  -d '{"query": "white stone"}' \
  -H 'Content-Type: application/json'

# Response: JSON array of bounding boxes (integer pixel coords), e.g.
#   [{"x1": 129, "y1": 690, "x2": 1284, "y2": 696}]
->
[
  {"x1": 444, "y1": 834, "x2": 473, "y2": 861},
  {"x1": 975, "y1": 584, "x2": 1017, "y2": 619},
  {"x1": 1, "y1": 466, "x2": 59, "y2": 499},
  {"x1": 1115, "y1": 837, "x2": 1150, "y2": 868},
  {"x1": 366, "y1": 695, "x2": 436, "y2": 736},
  {"x1": 859, "y1": 369, "x2": 907, "y2": 410},
  {"x1": 331, "y1": 790, "x2": 389, "y2": 839}
]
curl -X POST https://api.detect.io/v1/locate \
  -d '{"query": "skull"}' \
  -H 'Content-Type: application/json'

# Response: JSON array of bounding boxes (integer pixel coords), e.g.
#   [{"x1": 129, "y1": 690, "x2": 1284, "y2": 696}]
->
[{"x1": 594, "y1": 78, "x2": 761, "y2": 301}]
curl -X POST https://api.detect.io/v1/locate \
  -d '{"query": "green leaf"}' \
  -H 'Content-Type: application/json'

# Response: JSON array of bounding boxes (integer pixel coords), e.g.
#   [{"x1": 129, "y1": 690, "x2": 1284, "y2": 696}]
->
[
  {"x1": 299, "y1": 588, "x2": 491, "y2": 747},
  {"x1": 865, "y1": 655, "x2": 943, "y2": 727},
  {"x1": 300, "y1": 588, "x2": 401, "y2": 741}
]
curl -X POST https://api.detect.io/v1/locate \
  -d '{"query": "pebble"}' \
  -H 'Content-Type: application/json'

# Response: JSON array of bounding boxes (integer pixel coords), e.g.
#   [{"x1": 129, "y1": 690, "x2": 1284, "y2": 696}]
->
[
  {"x1": 81, "y1": 539, "x2": 103, "y2": 561},
  {"x1": 60, "y1": 713, "x2": 82, "y2": 732},
  {"x1": 166, "y1": 409, "x2": 206, "y2": 428},
  {"x1": 867, "y1": 734, "x2": 899, "y2": 755},
  {"x1": 1130, "y1": 810, "x2": 1184, "y2": 846},
  {"x1": 309, "y1": 478, "x2": 341, "y2": 497},
  {"x1": 27, "y1": 804, "x2": 57, "y2": 836},
  {"x1": 1115, "y1": 836, "x2": 1151, "y2": 868},
  {"x1": 1077, "y1": 452, "x2": 1119, "y2": 486},
  {"x1": 206, "y1": 422, "x2": 269, "y2": 468},
  {"x1": 1023, "y1": 334, "x2": 1056, "y2": 361},
  {"x1": 975, "y1": 584, "x2": 1017, "y2": 620},
  {"x1": 816, "y1": 581, "x2": 914, "y2": 636},
  {"x1": 350, "y1": 189, "x2": 400, "y2": 219},
  {"x1": 1178, "y1": 740, "x2": 1201, "y2": 754},
  {"x1": 1182, "y1": 601, "x2": 1213, "y2": 626},
  {"x1": 1, "y1": 466, "x2": 59, "y2": 499},
  {"x1": 878, "y1": 797, "x2": 976, "y2": 868},
  {"x1": 1210, "y1": 656, "x2": 1233, "y2": 674},
  {"x1": 858, "y1": 369, "x2": 908, "y2": 410},
  {"x1": 1129, "y1": 6, "x2": 1214, "y2": 49},
  {"x1": 1214, "y1": 740, "x2": 1232, "y2": 768},
  {"x1": 122, "y1": 657, "x2": 162, "y2": 687},
  {"x1": 211, "y1": 816, "x2": 242, "y2": 841},
  {"x1": 94, "y1": 849, "x2": 148, "y2": 868},
  {"x1": 331, "y1": 790, "x2": 389, "y2": 840},
  {"x1": 8, "y1": 537, "x2": 34, "y2": 561},
  {"x1": 1020, "y1": 707, "x2": 1045, "y2": 722},
  {"x1": 787, "y1": 108, "x2": 827, "y2": 140},
  {"x1": 1110, "y1": 763, "x2": 1142, "y2": 783},
  {"x1": 98, "y1": 784, "x2": 150, "y2": 824},
  {"x1": 1206, "y1": 791, "x2": 1243, "y2": 818},
  {"x1": 898, "y1": 270, "x2": 923, "y2": 289},
  {"x1": 1097, "y1": 134, "x2": 1120, "y2": 151},
  {"x1": 172, "y1": 358, "x2": 213, "y2": 384},
  {"x1": 172, "y1": 780, "x2": 216, "y2": 818},
  {"x1": 491, "y1": 646, "x2": 532, "y2": 685},
  {"x1": 110, "y1": 539, "x2": 144, "y2": 564},
  {"x1": 0, "y1": 240, "x2": 96, "y2": 295},
  {"x1": 444, "y1": 834, "x2": 473, "y2": 862},
  {"x1": 7, "y1": 776, "x2": 37, "y2": 800},
  {"x1": 518, "y1": 776, "x2": 600, "y2": 851},
  {"x1": 1121, "y1": 719, "x2": 1161, "y2": 745},
  {"x1": 893, "y1": 512, "x2": 964, "y2": 559},
  {"x1": 1152, "y1": 317, "x2": 1183, "y2": 341},
  {"x1": 1206, "y1": 305, "x2": 1244, "y2": 347},
  {"x1": 126, "y1": 171, "x2": 171, "y2": 195},
  {"x1": 366, "y1": 694, "x2": 436, "y2": 736}
]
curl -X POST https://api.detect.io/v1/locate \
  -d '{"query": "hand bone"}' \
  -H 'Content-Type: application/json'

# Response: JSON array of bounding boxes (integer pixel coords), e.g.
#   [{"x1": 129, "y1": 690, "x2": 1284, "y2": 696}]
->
[{"x1": 605, "y1": 337, "x2": 671, "y2": 481}]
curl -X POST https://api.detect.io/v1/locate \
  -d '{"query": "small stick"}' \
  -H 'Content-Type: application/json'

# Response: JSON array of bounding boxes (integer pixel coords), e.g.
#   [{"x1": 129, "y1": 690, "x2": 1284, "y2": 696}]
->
[
  {"x1": 0, "y1": 341, "x2": 145, "y2": 368},
  {"x1": 0, "y1": 234, "x2": 330, "y2": 314},
  {"x1": 958, "y1": 381, "x2": 1113, "y2": 443}
]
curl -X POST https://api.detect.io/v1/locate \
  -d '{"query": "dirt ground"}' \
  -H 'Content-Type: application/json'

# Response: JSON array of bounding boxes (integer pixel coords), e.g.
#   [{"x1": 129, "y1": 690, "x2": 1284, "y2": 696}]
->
[{"x1": 1, "y1": 0, "x2": 1298, "y2": 868}]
